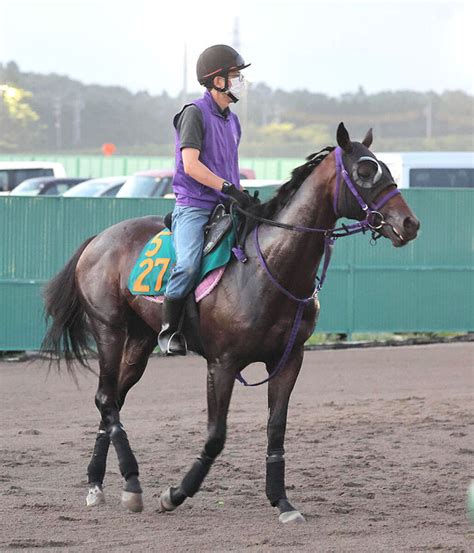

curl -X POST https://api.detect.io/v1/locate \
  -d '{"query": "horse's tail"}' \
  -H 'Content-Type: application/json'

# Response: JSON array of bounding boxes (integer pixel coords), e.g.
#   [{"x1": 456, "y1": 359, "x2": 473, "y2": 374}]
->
[{"x1": 41, "y1": 236, "x2": 96, "y2": 372}]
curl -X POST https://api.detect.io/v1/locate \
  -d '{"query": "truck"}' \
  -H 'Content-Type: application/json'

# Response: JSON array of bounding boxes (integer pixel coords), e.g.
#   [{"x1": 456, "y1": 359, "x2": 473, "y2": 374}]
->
[{"x1": 374, "y1": 152, "x2": 473, "y2": 189}]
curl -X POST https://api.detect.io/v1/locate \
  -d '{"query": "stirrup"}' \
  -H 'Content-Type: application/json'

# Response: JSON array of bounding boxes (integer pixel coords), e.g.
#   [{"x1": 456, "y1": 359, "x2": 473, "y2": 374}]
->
[{"x1": 158, "y1": 329, "x2": 187, "y2": 356}]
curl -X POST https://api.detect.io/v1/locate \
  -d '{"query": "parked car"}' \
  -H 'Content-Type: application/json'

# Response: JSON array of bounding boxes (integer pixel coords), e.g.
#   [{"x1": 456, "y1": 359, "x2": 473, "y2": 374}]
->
[
  {"x1": 10, "y1": 177, "x2": 87, "y2": 196},
  {"x1": 0, "y1": 161, "x2": 66, "y2": 193},
  {"x1": 116, "y1": 170, "x2": 174, "y2": 198},
  {"x1": 239, "y1": 168, "x2": 256, "y2": 180},
  {"x1": 116, "y1": 168, "x2": 258, "y2": 199},
  {"x1": 63, "y1": 176, "x2": 127, "y2": 197}
]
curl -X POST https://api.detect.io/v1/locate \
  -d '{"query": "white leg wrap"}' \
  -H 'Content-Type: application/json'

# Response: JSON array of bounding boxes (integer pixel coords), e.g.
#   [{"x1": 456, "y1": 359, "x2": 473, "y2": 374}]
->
[
  {"x1": 279, "y1": 510, "x2": 306, "y2": 524},
  {"x1": 159, "y1": 487, "x2": 177, "y2": 512},
  {"x1": 86, "y1": 485, "x2": 105, "y2": 507}
]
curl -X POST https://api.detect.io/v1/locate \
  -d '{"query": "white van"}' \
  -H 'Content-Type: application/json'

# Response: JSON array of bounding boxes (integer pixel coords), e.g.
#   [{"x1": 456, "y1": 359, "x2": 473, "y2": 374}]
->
[
  {"x1": 0, "y1": 161, "x2": 66, "y2": 193},
  {"x1": 374, "y1": 152, "x2": 474, "y2": 189}
]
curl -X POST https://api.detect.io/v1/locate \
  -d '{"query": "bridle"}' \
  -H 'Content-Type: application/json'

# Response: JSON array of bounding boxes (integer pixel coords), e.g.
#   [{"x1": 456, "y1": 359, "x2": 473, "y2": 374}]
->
[
  {"x1": 233, "y1": 146, "x2": 401, "y2": 288},
  {"x1": 333, "y1": 146, "x2": 400, "y2": 235},
  {"x1": 234, "y1": 147, "x2": 401, "y2": 236},
  {"x1": 233, "y1": 146, "x2": 401, "y2": 387}
]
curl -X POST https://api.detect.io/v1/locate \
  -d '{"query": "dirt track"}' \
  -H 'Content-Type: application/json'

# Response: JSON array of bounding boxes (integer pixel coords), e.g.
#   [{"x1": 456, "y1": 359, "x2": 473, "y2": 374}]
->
[{"x1": 1, "y1": 343, "x2": 473, "y2": 552}]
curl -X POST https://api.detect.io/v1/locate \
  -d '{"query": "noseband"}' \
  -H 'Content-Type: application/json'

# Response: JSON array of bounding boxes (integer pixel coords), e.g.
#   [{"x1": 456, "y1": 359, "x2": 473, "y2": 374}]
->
[{"x1": 233, "y1": 146, "x2": 401, "y2": 387}]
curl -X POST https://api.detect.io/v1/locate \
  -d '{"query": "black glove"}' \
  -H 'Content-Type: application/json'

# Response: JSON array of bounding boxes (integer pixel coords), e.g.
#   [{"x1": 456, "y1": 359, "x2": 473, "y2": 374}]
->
[{"x1": 222, "y1": 181, "x2": 253, "y2": 209}]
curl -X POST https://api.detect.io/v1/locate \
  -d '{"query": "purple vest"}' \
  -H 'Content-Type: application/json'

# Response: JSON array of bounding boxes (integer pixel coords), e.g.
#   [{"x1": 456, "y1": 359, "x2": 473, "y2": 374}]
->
[{"x1": 173, "y1": 90, "x2": 241, "y2": 210}]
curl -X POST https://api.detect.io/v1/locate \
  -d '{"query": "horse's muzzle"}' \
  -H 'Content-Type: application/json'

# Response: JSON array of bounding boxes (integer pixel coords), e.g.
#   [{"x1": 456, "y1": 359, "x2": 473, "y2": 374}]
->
[{"x1": 384, "y1": 215, "x2": 420, "y2": 246}]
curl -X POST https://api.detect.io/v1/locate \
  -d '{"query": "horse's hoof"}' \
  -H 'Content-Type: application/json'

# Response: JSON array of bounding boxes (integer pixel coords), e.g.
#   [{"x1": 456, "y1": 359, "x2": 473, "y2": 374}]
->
[
  {"x1": 121, "y1": 490, "x2": 143, "y2": 513},
  {"x1": 86, "y1": 485, "x2": 105, "y2": 507},
  {"x1": 159, "y1": 487, "x2": 177, "y2": 512},
  {"x1": 279, "y1": 510, "x2": 306, "y2": 524}
]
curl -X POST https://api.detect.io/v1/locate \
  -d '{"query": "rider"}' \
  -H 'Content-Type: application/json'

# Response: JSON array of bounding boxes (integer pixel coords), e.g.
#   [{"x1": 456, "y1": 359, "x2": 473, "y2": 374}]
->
[{"x1": 158, "y1": 44, "x2": 254, "y2": 356}]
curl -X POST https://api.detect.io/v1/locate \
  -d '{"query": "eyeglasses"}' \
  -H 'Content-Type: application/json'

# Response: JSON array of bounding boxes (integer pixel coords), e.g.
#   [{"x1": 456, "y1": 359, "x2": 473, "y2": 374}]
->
[{"x1": 229, "y1": 73, "x2": 244, "y2": 82}]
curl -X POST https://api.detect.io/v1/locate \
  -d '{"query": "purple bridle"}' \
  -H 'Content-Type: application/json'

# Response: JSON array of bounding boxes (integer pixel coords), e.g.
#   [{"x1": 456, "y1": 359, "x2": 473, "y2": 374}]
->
[
  {"x1": 333, "y1": 146, "x2": 400, "y2": 226},
  {"x1": 235, "y1": 146, "x2": 400, "y2": 387}
]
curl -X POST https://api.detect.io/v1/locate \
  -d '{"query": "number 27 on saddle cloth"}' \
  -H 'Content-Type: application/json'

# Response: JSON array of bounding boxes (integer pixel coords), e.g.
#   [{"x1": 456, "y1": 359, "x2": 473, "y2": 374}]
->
[{"x1": 128, "y1": 227, "x2": 235, "y2": 297}]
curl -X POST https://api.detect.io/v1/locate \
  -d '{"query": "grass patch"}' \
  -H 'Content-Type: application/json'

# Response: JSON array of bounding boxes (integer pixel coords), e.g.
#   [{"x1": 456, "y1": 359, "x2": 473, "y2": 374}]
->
[{"x1": 305, "y1": 332, "x2": 471, "y2": 347}]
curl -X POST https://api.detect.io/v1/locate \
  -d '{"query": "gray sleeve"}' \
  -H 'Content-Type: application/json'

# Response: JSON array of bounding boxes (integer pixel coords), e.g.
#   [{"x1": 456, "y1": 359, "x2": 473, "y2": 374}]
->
[{"x1": 175, "y1": 105, "x2": 203, "y2": 151}]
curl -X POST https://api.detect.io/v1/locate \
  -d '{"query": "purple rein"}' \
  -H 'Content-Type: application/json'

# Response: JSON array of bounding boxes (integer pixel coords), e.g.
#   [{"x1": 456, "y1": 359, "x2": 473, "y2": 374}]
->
[
  {"x1": 235, "y1": 147, "x2": 400, "y2": 387},
  {"x1": 234, "y1": 228, "x2": 315, "y2": 387}
]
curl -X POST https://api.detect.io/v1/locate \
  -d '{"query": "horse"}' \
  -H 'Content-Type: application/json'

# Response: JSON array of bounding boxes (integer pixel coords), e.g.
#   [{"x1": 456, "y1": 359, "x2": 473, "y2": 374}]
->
[{"x1": 41, "y1": 123, "x2": 419, "y2": 523}]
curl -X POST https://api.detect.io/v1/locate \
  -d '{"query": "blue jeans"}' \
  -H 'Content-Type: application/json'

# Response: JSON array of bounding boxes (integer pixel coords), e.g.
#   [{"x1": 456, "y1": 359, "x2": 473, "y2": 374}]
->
[{"x1": 165, "y1": 205, "x2": 211, "y2": 300}]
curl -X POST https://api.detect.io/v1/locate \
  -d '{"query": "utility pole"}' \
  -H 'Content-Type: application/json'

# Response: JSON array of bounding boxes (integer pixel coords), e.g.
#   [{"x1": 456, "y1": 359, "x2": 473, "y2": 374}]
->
[
  {"x1": 232, "y1": 17, "x2": 248, "y2": 131},
  {"x1": 232, "y1": 17, "x2": 241, "y2": 52},
  {"x1": 181, "y1": 42, "x2": 188, "y2": 106},
  {"x1": 53, "y1": 96, "x2": 62, "y2": 150},
  {"x1": 424, "y1": 96, "x2": 433, "y2": 139},
  {"x1": 73, "y1": 95, "x2": 84, "y2": 147}
]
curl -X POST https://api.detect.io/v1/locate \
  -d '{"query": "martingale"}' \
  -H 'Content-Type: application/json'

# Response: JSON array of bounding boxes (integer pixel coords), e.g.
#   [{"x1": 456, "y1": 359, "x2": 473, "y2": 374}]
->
[{"x1": 128, "y1": 227, "x2": 235, "y2": 296}]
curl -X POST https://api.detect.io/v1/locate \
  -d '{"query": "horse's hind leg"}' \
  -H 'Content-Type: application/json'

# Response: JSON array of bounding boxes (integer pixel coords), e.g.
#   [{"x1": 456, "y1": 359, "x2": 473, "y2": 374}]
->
[
  {"x1": 159, "y1": 359, "x2": 236, "y2": 512},
  {"x1": 86, "y1": 318, "x2": 157, "y2": 508},
  {"x1": 86, "y1": 319, "x2": 151, "y2": 512},
  {"x1": 86, "y1": 421, "x2": 110, "y2": 506},
  {"x1": 266, "y1": 349, "x2": 305, "y2": 523}
]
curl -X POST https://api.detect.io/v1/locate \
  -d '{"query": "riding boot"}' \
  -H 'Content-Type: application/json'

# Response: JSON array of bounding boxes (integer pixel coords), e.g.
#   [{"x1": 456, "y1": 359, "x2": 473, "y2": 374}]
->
[{"x1": 158, "y1": 296, "x2": 187, "y2": 356}]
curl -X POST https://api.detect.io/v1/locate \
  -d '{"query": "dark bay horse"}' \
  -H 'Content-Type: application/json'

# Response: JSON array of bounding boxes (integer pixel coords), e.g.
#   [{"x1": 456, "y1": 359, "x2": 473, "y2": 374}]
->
[{"x1": 42, "y1": 123, "x2": 419, "y2": 523}]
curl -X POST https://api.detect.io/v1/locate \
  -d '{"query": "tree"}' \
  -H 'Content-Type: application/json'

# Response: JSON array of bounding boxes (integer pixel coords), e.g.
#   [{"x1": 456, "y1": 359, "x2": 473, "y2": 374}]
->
[
  {"x1": 0, "y1": 83, "x2": 41, "y2": 151},
  {"x1": 1, "y1": 61, "x2": 473, "y2": 154}
]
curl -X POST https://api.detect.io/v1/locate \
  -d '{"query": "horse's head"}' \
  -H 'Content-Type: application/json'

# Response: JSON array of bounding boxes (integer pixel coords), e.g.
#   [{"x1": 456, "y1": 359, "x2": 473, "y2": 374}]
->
[{"x1": 333, "y1": 122, "x2": 419, "y2": 246}]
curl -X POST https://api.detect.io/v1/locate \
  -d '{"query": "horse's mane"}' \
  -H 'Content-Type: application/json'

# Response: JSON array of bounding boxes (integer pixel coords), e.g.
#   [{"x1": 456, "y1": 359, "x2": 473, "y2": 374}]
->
[{"x1": 248, "y1": 146, "x2": 335, "y2": 220}]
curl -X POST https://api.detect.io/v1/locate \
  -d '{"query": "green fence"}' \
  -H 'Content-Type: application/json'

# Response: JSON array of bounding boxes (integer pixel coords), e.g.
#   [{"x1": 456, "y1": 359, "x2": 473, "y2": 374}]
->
[
  {"x1": 0, "y1": 189, "x2": 472, "y2": 350},
  {"x1": 0, "y1": 154, "x2": 302, "y2": 180}
]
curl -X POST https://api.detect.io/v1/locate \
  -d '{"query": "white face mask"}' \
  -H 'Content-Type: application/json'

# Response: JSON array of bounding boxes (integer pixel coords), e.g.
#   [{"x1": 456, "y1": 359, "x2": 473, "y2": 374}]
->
[{"x1": 227, "y1": 75, "x2": 245, "y2": 101}]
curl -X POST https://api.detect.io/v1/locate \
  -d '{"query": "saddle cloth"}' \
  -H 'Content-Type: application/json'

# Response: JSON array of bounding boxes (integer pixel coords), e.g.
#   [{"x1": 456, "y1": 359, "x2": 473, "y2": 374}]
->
[{"x1": 128, "y1": 224, "x2": 235, "y2": 297}]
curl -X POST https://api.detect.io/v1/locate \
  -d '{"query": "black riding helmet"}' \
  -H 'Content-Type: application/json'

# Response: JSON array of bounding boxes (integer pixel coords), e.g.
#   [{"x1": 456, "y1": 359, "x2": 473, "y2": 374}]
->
[{"x1": 196, "y1": 44, "x2": 251, "y2": 90}]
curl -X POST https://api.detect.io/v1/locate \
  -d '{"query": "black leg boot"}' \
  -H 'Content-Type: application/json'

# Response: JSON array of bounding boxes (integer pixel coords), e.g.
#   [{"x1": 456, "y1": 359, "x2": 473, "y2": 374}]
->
[{"x1": 158, "y1": 296, "x2": 187, "y2": 355}]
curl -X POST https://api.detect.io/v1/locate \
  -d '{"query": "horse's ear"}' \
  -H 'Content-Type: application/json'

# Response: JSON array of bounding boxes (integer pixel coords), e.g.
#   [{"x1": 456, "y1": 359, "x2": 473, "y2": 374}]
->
[
  {"x1": 337, "y1": 122, "x2": 352, "y2": 152},
  {"x1": 362, "y1": 128, "x2": 373, "y2": 148}
]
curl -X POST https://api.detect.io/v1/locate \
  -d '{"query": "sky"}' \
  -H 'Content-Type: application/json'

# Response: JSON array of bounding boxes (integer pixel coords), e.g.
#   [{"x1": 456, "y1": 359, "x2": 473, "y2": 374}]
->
[{"x1": 0, "y1": 0, "x2": 472, "y2": 97}]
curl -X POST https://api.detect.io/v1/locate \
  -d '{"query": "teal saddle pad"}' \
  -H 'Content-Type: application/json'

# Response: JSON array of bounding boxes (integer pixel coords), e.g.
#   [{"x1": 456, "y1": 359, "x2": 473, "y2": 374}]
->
[{"x1": 128, "y1": 227, "x2": 235, "y2": 296}]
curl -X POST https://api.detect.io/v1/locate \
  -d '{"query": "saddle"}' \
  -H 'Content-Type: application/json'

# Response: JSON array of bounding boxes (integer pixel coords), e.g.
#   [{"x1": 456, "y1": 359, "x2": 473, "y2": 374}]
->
[
  {"x1": 164, "y1": 203, "x2": 234, "y2": 257},
  {"x1": 160, "y1": 202, "x2": 256, "y2": 356}
]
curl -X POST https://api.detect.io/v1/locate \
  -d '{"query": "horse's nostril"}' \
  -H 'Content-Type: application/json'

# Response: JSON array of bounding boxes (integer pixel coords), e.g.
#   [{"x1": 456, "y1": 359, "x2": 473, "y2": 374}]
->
[{"x1": 404, "y1": 216, "x2": 420, "y2": 233}]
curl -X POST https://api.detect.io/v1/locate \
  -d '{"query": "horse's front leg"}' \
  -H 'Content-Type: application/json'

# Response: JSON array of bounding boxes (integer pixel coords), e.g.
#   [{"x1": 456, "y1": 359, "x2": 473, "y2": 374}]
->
[
  {"x1": 159, "y1": 359, "x2": 236, "y2": 511},
  {"x1": 266, "y1": 348, "x2": 305, "y2": 523}
]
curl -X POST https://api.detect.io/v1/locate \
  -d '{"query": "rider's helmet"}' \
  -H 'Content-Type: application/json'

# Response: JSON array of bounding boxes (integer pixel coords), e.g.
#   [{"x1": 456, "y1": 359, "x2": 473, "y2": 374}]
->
[{"x1": 196, "y1": 44, "x2": 250, "y2": 89}]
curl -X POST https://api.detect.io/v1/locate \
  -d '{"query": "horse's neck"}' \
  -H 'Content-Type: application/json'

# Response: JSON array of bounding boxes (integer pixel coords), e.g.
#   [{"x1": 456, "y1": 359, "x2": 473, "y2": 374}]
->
[{"x1": 257, "y1": 171, "x2": 336, "y2": 298}]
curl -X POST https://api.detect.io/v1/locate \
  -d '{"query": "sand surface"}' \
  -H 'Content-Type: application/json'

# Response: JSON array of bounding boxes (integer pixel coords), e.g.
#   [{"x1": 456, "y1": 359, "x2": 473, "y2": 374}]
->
[{"x1": 1, "y1": 343, "x2": 473, "y2": 552}]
